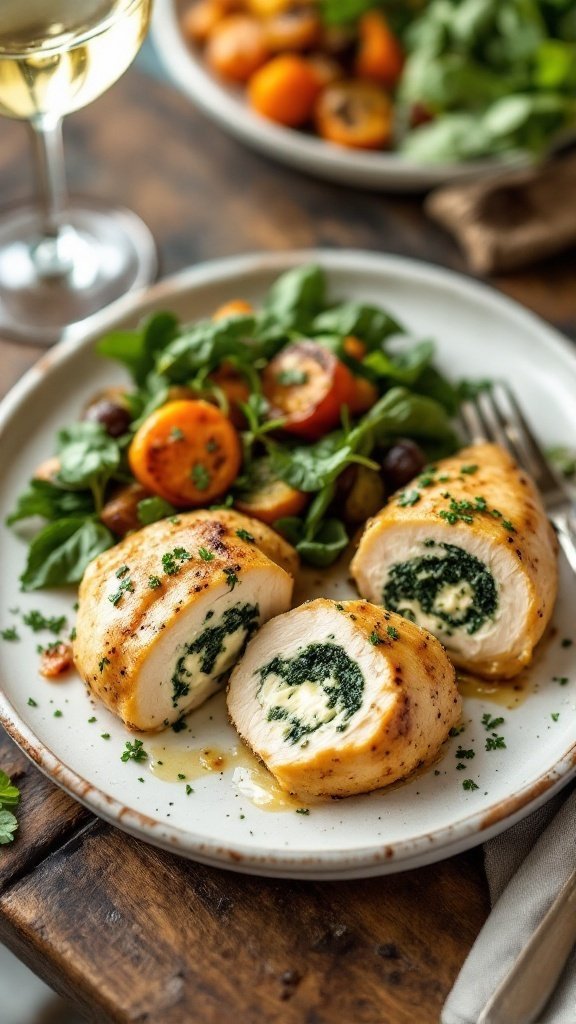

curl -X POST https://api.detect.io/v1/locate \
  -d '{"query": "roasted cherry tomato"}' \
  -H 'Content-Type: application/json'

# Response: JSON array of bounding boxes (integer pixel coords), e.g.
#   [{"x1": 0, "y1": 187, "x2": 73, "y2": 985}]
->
[
  {"x1": 263, "y1": 6, "x2": 320, "y2": 52},
  {"x1": 262, "y1": 339, "x2": 357, "y2": 439},
  {"x1": 206, "y1": 15, "x2": 269, "y2": 82},
  {"x1": 249, "y1": 55, "x2": 320, "y2": 127},
  {"x1": 315, "y1": 81, "x2": 393, "y2": 150}
]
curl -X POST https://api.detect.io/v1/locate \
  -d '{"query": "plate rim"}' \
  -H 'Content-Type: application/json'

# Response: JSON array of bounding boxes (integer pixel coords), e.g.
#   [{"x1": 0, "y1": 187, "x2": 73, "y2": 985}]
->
[
  {"x1": 1, "y1": 247, "x2": 575, "y2": 878},
  {"x1": 149, "y1": 0, "x2": 524, "y2": 192}
]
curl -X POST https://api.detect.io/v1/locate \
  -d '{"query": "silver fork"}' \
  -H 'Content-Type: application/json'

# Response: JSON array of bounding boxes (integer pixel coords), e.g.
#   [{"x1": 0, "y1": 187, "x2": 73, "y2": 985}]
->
[
  {"x1": 459, "y1": 382, "x2": 576, "y2": 1024},
  {"x1": 459, "y1": 382, "x2": 576, "y2": 574}
]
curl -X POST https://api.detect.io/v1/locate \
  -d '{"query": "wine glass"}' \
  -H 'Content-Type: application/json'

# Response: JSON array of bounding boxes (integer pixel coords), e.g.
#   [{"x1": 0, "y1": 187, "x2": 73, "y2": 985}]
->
[{"x1": 0, "y1": 0, "x2": 157, "y2": 346}]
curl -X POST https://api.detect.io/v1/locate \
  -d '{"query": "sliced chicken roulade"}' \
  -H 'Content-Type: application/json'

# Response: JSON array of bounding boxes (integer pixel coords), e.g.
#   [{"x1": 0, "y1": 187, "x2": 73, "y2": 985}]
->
[
  {"x1": 73, "y1": 511, "x2": 295, "y2": 730},
  {"x1": 227, "y1": 598, "x2": 460, "y2": 800},
  {"x1": 351, "y1": 443, "x2": 558, "y2": 679}
]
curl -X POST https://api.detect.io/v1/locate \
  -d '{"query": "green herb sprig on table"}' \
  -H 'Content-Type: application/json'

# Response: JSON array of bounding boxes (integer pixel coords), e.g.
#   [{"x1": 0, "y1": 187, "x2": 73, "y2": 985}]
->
[{"x1": 0, "y1": 770, "x2": 21, "y2": 845}]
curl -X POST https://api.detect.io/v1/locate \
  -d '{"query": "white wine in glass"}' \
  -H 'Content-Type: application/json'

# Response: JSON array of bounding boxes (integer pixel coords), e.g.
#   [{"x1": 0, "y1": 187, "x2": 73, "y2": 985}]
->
[{"x1": 0, "y1": 0, "x2": 157, "y2": 345}]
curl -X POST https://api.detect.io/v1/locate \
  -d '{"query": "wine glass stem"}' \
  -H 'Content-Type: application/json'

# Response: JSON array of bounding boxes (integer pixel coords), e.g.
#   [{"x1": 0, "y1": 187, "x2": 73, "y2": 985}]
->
[{"x1": 28, "y1": 115, "x2": 71, "y2": 277}]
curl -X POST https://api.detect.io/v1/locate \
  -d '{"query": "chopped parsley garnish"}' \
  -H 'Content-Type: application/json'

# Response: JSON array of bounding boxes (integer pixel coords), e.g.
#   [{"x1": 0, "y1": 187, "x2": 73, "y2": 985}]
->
[
  {"x1": 198, "y1": 547, "x2": 215, "y2": 562},
  {"x1": 101, "y1": 733, "x2": 110, "y2": 740},
  {"x1": 455, "y1": 748, "x2": 475, "y2": 760},
  {"x1": 276, "y1": 368, "x2": 309, "y2": 386},
  {"x1": 335, "y1": 603, "x2": 344, "y2": 611},
  {"x1": 27, "y1": 697, "x2": 38, "y2": 707},
  {"x1": 169, "y1": 516, "x2": 181, "y2": 525},
  {"x1": 22, "y1": 610, "x2": 67, "y2": 634},
  {"x1": 398, "y1": 489, "x2": 420, "y2": 507},
  {"x1": 185, "y1": 784, "x2": 194, "y2": 795},
  {"x1": 553, "y1": 676, "x2": 569, "y2": 686},
  {"x1": 69, "y1": 627, "x2": 76, "y2": 641},
  {"x1": 171, "y1": 719, "x2": 187, "y2": 733},
  {"x1": 169, "y1": 427, "x2": 185, "y2": 441},
  {"x1": 449, "y1": 724, "x2": 465, "y2": 736},
  {"x1": 481, "y1": 713, "x2": 505, "y2": 731},
  {"x1": 418, "y1": 473, "x2": 436, "y2": 488},
  {"x1": 148, "y1": 575, "x2": 162, "y2": 589},
  {"x1": 224, "y1": 567, "x2": 240, "y2": 590},
  {"x1": 460, "y1": 464, "x2": 478, "y2": 475},
  {"x1": 485, "y1": 734, "x2": 506, "y2": 751},
  {"x1": 551, "y1": 712, "x2": 560, "y2": 722},
  {"x1": 191, "y1": 463, "x2": 211, "y2": 491},
  {"x1": 138, "y1": 777, "x2": 145, "y2": 783},
  {"x1": 162, "y1": 548, "x2": 191, "y2": 575},
  {"x1": 456, "y1": 762, "x2": 466, "y2": 771},
  {"x1": 53, "y1": 710, "x2": 63, "y2": 718},
  {"x1": 177, "y1": 773, "x2": 186, "y2": 780},
  {"x1": 121, "y1": 739, "x2": 148, "y2": 763},
  {"x1": 98, "y1": 657, "x2": 110, "y2": 673},
  {"x1": 462, "y1": 779, "x2": 479, "y2": 791},
  {"x1": 115, "y1": 565, "x2": 130, "y2": 579},
  {"x1": 502, "y1": 519, "x2": 516, "y2": 533},
  {"x1": 369, "y1": 631, "x2": 382, "y2": 646},
  {"x1": 1, "y1": 627, "x2": 19, "y2": 642},
  {"x1": 88, "y1": 716, "x2": 97, "y2": 723},
  {"x1": 236, "y1": 529, "x2": 255, "y2": 543},
  {"x1": 108, "y1": 577, "x2": 134, "y2": 605},
  {"x1": 296, "y1": 807, "x2": 310, "y2": 815},
  {"x1": 387, "y1": 625, "x2": 399, "y2": 640}
]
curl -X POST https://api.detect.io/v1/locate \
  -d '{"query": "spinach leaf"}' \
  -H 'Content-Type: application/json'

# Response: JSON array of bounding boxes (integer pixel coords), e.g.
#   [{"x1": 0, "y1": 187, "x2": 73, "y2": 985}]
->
[
  {"x1": 274, "y1": 516, "x2": 349, "y2": 568},
  {"x1": 6, "y1": 479, "x2": 94, "y2": 526},
  {"x1": 411, "y1": 365, "x2": 460, "y2": 415},
  {"x1": 311, "y1": 302, "x2": 404, "y2": 349},
  {"x1": 259, "y1": 264, "x2": 326, "y2": 336},
  {"x1": 137, "y1": 496, "x2": 177, "y2": 525},
  {"x1": 97, "y1": 312, "x2": 179, "y2": 387},
  {"x1": 363, "y1": 339, "x2": 435, "y2": 384},
  {"x1": 20, "y1": 518, "x2": 115, "y2": 591},
  {"x1": 56, "y1": 422, "x2": 121, "y2": 511},
  {"x1": 157, "y1": 315, "x2": 257, "y2": 382}
]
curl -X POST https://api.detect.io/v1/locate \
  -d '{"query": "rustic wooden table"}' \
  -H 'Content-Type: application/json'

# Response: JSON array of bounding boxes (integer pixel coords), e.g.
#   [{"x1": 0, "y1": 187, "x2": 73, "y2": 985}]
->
[{"x1": 1, "y1": 67, "x2": 575, "y2": 1024}]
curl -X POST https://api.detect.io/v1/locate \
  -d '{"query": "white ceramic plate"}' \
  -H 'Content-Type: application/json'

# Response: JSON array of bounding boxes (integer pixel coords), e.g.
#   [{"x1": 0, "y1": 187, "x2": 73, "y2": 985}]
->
[
  {"x1": 150, "y1": 0, "x2": 521, "y2": 192},
  {"x1": 1, "y1": 250, "x2": 575, "y2": 879}
]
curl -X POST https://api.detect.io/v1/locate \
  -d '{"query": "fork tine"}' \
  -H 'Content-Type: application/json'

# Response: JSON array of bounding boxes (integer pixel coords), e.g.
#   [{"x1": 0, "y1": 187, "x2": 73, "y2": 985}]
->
[
  {"x1": 459, "y1": 399, "x2": 487, "y2": 444},
  {"x1": 477, "y1": 386, "x2": 529, "y2": 468},
  {"x1": 474, "y1": 389, "x2": 512, "y2": 452},
  {"x1": 497, "y1": 385, "x2": 560, "y2": 491}
]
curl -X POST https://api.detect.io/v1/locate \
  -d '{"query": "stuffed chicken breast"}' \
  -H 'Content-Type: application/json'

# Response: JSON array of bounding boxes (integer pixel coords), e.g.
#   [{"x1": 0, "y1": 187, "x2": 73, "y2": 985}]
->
[
  {"x1": 184, "y1": 507, "x2": 299, "y2": 577},
  {"x1": 227, "y1": 598, "x2": 460, "y2": 800},
  {"x1": 351, "y1": 443, "x2": 558, "y2": 679},
  {"x1": 74, "y1": 512, "x2": 295, "y2": 730}
]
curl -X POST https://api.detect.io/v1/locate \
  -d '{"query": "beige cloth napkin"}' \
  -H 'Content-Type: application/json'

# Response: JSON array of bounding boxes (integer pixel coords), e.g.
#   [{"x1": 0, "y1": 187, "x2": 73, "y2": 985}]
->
[
  {"x1": 426, "y1": 153, "x2": 576, "y2": 275},
  {"x1": 442, "y1": 783, "x2": 576, "y2": 1024}
]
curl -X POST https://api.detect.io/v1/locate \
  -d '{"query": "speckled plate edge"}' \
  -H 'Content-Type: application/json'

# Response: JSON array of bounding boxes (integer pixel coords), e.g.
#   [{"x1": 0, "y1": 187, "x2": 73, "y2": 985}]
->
[
  {"x1": 1, "y1": 249, "x2": 575, "y2": 879},
  {"x1": 150, "y1": 0, "x2": 525, "y2": 193}
]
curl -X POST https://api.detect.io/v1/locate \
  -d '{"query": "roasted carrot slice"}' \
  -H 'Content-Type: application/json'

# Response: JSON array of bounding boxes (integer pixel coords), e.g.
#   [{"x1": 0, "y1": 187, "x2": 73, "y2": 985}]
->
[
  {"x1": 206, "y1": 15, "x2": 269, "y2": 82},
  {"x1": 349, "y1": 375, "x2": 378, "y2": 415},
  {"x1": 262, "y1": 339, "x2": 356, "y2": 440},
  {"x1": 128, "y1": 400, "x2": 242, "y2": 507},
  {"x1": 212, "y1": 298, "x2": 254, "y2": 320},
  {"x1": 248, "y1": 55, "x2": 320, "y2": 127},
  {"x1": 355, "y1": 11, "x2": 404, "y2": 88},
  {"x1": 208, "y1": 362, "x2": 250, "y2": 427},
  {"x1": 235, "y1": 458, "x2": 308, "y2": 523},
  {"x1": 315, "y1": 81, "x2": 393, "y2": 150},
  {"x1": 342, "y1": 334, "x2": 367, "y2": 361}
]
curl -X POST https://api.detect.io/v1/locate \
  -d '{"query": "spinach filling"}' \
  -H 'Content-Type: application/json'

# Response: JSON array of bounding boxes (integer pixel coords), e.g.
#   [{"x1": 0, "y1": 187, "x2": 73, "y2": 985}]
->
[
  {"x1": 383, "y1": 541, "x2": 497, "y2": 635},
  {"x1": 257, "y1": 642, "x2": 364, "y2": 745},
  {"x1": 172, "y1": 602, "x2": 259, "y2": 706}
]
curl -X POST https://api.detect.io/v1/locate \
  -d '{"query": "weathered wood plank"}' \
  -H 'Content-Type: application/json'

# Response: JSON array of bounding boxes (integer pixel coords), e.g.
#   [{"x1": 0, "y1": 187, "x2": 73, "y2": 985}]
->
[{"x1": 0, "y1": 822, "x2": 488, "y2": 1024}]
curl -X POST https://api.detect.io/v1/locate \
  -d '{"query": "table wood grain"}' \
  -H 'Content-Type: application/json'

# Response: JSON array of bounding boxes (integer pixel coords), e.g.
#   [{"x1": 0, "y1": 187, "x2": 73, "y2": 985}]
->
[{"x1": 1, "y1": 66, "x2": 575, "y2": 1024}]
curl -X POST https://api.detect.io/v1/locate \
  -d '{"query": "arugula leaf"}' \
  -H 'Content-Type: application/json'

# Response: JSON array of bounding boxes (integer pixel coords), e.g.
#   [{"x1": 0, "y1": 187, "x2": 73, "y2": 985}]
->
[
  {"x1": 56, "y1": 422, "x2": 121, "y2": 510},
  {"x1": 6, "y1": 479, "x2": 94, "y2": 526},
  {"x1": 20, "y1": 518, "x2": 115, "y2": 591},
  {"x1": 0, "y1": 809, "x2": 18, "y2": 845},
  {"x1": 97, "y1": 312, "x2": 179, "y2": 387},
  {"x1": 137, "y1": 496, "x2": 177, "y2": 525},
  {"x1": 311, "y1": 302, "x2": 404, "y2": 349},
  {"x1": 0, "y1": 770, "x2": 20, "y2": 808}
]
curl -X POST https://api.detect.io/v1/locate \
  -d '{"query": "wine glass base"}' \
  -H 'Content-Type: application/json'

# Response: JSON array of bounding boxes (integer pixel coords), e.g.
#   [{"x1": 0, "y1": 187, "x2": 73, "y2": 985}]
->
[{"x1": 0, "y1": 198, "x2": 159, "y2": 346}]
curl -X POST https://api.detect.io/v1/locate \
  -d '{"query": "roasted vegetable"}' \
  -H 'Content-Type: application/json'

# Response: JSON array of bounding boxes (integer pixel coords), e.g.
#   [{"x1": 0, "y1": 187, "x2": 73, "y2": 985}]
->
[
  {"x1": 235, "y1": 457, "x2": 308, "y2": 523},
  {"x1": 262, "y1": 339, "x2": 356, "y2": 439},
  {"x1": 128, "y1": 399, "x2": 242, "y2": 507},
  {"x1": 315, "y1": 80, "x2": 393, "y2": 149},
  {"x1": 206, "y1": 15, "x2": 269, "y2": 81},
  {"x1": 249, "y1": 54, "x2": 320, "y2": 126},
  {"x1": 355, "y1": 11, "x2": 403, "y2": 87},
  {"x1": 100, "y1": 483, "x2": 151, "y2": 537}
]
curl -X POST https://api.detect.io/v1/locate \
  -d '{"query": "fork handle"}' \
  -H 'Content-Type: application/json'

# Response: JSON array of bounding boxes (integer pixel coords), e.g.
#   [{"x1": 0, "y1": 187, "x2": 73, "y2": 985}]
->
[{"x1": 550, "y1": 509, "x2": 576, "y2": 574}]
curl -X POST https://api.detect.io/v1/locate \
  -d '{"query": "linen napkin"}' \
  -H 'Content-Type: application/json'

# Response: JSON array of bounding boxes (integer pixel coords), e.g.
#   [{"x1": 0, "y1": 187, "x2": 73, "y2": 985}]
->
[
  {"x1": 442, "y1": 782, "x2": 576, "y2": 1024},
  {"x1": 425, "y1": 152, "x2": 576, "y2": 275}
]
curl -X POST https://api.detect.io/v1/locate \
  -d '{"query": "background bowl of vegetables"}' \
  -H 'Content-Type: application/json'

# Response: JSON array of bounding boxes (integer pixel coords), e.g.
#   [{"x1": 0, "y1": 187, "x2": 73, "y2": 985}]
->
[{"x1": 152, "y1": 0, "x2": 576, "y2": 190}]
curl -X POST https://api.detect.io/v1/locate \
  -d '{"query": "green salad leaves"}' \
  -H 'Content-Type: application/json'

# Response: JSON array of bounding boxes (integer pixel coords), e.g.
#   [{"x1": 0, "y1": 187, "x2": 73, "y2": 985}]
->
[
  {"x1": 0, "y1": 770, "x2": 21, "y2": 845},
  {"x1": 8, "y1": 263, "x2": 462, "y2": 581}
]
